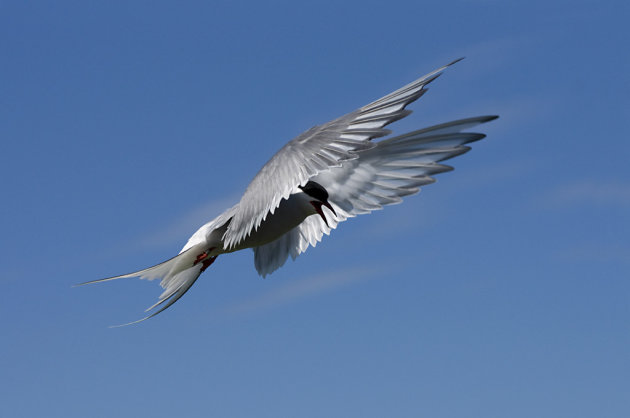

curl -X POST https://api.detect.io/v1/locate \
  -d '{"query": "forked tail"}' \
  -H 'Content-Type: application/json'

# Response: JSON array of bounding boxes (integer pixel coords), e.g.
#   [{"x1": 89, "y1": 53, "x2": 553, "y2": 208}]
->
[{"x1": 75, "y1": 244, "x2": 217, "y2": 326}]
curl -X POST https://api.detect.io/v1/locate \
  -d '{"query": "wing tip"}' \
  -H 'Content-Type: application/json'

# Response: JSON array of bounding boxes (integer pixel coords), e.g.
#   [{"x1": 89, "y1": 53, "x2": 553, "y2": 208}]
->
[{"x1": 447, "y1": 57, "x2": 465, "y2": 66}]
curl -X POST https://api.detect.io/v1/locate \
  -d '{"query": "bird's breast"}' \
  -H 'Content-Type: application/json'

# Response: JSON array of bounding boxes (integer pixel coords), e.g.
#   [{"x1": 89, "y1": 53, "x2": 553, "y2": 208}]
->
[{"x1": 229, "y1": 193, "x2": 314, "y2": 251}]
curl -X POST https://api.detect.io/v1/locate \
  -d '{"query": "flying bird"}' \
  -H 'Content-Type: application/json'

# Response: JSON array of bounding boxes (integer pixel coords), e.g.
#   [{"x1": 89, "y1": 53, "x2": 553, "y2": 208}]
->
[{"x1": 78, "y1": 58, "x2": 498, "y2": 325}]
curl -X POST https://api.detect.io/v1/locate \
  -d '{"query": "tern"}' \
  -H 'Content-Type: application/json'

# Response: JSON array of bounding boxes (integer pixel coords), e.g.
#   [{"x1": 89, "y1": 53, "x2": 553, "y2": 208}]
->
[{"x1": 78, "y1": 58, "x2": 498, "y2": 325}]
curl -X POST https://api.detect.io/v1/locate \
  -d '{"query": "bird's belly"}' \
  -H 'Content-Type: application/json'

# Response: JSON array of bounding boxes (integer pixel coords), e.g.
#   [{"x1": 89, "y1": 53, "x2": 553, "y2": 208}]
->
[{"x1": 230, "y1": 197, "x2": 312, "y2": 250}]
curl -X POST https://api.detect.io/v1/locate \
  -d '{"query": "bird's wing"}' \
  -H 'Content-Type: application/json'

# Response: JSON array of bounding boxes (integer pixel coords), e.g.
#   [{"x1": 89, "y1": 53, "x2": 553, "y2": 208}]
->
[
  {"x1": 317, "y1": 115, "x2": 498, "y2": 217},
  {"x1": 252, "y1": 227, "x2": 302, "y2": 277},
  {"x1": 251, "y1": 115, "x2": 498, "y2": 276},
  {"x1": 223, "y1": 59, "x2": 462, "y2": 249}
]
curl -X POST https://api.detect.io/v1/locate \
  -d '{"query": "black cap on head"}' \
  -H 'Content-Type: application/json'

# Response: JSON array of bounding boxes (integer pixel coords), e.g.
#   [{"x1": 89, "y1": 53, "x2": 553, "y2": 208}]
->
[{"x1": 299, "y1": 181, "x2": 329, "y2": 202}]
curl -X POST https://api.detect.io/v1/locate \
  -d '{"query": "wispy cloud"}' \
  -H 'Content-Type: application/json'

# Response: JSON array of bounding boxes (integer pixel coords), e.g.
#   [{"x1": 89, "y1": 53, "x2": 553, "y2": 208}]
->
[
  {"x1": 135, "y1": 194, "x2": 240, "y2": 250},
  {"x1": 543, "y1": 180, "x2": 630, "y2": 209},
  {"x1": 220, "y1": 265, "x2": 387, "y2": 316},
  {"x1": 355, "y1": 157, "x2": 532, "y2": 241},
  {"x1": 446, "y1": 91, "x2": 561, "y2": 138}
]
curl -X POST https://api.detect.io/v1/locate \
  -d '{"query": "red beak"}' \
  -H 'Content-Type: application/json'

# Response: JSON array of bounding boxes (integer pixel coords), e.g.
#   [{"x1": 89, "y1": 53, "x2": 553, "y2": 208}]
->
[
  {"x1": 322, "y1": 200, "x2": 336, "y2": 217},
  {"x1": 311, "y1": 200, "x2": 336, "y2": 227}
]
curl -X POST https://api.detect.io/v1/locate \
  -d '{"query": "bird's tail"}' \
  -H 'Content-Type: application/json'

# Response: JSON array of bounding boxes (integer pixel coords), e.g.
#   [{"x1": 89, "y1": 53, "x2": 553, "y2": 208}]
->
[{"x1": 75, "y1": 244, "x2": 214, "y2": 326}]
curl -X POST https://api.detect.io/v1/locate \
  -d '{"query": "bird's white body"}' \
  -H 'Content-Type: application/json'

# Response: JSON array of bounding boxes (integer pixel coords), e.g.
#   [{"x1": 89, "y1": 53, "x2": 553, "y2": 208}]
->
[
  {"x1": 78, "y1": 59, "x2": 498, "y2": 325},
  {"x1": 200, "y1": 192, "x2": 318, "y2": 256}
]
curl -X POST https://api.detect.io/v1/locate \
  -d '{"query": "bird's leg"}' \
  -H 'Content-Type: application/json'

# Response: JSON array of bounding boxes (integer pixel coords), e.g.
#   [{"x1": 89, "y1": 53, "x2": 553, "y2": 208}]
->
[
  {"x1": 193, "y1": 247, "x2": 216, "y2": 265},
  {"x1": 200, "y1": 255, "x2": 217, "y2": 273},
  {"x1": 193, "y1": 251, "x2": 209, "y2": 265},
  {"x1": 194, "y1": 248, "x2": 218, "y2": 272}
]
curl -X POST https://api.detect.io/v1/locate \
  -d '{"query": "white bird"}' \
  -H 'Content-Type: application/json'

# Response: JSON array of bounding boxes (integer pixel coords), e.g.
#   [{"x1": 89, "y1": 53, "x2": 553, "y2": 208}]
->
[{"x1": 78, "y1": 58, "x2": 498, "y2": 325}]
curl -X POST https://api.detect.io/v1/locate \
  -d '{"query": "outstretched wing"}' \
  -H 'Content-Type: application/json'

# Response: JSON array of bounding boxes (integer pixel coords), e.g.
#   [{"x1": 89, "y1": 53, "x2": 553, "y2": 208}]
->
[
  {"x1": 223, "y1": 59, "x2": 463, "y2": 249},
  {"x1": 318, "y1": 115, "x2": 498, "y2": 216},
  {"x1": 251, "y1": 115, "x2": 498, "y2": 277},
  {"x1": 252, "y1": 227, "x2": 302, "y2": 278}
]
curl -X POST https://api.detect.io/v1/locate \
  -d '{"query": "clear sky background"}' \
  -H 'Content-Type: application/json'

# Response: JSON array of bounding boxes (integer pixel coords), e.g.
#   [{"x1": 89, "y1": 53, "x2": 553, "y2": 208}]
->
[{"x1": 1, "y1": 1, "x2": 628, "y2": 417}]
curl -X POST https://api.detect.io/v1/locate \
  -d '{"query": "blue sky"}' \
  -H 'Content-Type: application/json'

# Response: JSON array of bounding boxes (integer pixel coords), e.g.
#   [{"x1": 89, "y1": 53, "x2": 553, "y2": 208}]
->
[{"x1": 1, "y1": 1, "x2": 628, "y2": 417}]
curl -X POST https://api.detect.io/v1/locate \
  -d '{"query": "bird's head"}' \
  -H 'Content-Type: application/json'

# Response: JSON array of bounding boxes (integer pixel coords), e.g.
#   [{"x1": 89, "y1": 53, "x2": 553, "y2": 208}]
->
[{"x1": 299, "y1": 181, "x2": 336, "y2": 227}]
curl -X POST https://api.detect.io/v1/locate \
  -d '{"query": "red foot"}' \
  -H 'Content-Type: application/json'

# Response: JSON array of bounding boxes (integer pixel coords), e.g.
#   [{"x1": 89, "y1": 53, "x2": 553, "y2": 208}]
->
[
  {"x1": 200, "y1": 256, "x2": 217, "y2": 273},
  {"x1": 194, "y1": 248, "x2": 217, "y2": 272},
  {"x1": 193, "y1": 251, "x2": 208, "y2": 265}
]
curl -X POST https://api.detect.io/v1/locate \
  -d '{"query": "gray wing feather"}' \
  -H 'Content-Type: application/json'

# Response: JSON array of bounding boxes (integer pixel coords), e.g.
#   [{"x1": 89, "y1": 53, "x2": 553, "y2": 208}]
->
[
  {"x1": 223, "y1": 60, "x2": 461, "y2": 249},
  {"x1": 253, "y1": 227, "x2": 302, "y2": 277},
  {"x1": 255, "y1": 115, "x2": 498, "y2": 273},
  {"x1": 317, "y1": 115, "x2": 497, "y2": 218}
]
